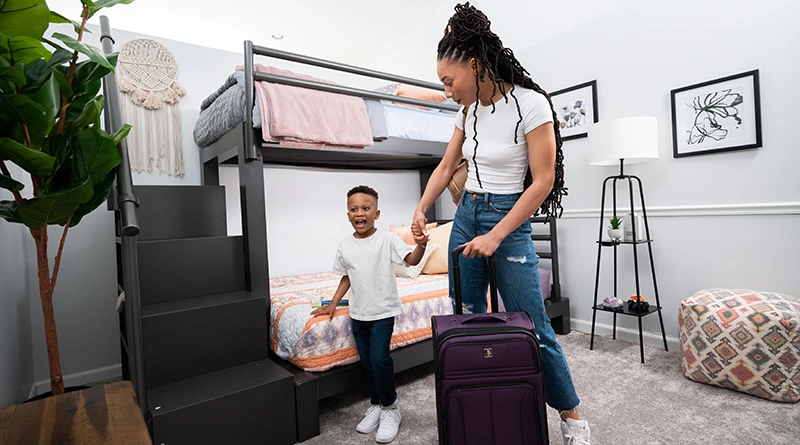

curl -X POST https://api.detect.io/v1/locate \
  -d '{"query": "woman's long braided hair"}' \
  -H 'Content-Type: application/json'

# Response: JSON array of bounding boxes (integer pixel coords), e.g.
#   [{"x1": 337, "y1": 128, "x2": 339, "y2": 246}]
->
[{"x1": 438, "y1": 2, "x2": 567, "y2": 218}]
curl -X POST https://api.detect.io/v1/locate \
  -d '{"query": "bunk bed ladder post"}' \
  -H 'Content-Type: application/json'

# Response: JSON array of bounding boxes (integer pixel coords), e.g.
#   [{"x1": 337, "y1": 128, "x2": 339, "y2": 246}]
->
[
  {"x1": 240, "y1": 40, "x2": 271, "y2": 297},
  {"x1": 99, "y1": 15, "x2": 148, "y2": 423},
  {"x1": 549, "y1": 216, "x2": 562, "y2": 300}
]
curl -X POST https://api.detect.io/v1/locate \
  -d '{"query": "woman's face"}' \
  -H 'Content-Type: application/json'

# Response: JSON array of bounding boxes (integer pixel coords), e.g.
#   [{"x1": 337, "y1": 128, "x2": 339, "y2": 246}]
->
[{"x1": 437, "y1": 57, "x2": 478, "y2": 107}]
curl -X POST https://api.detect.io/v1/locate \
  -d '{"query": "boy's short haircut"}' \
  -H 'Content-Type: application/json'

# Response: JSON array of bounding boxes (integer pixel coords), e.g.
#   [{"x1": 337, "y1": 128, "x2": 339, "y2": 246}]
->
[{"x1": 347, "y1": 185, "x2": 379, "y2": 201}]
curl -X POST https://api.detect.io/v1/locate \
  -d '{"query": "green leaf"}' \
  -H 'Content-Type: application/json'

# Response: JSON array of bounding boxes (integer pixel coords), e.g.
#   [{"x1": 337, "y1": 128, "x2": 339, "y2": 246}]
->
[
  {"x1": 20, "y1": 49, "x2": 72, "y2": 91},
  {"x1": 0, "y1": 137, "x2": 55, "y2": 176},
  {"x1": 73, "y1": 54, "x2": 117, "y2": 86},
  {"x1": 51, "y1": 32, "x2": 112, "y2": 70},
  {"x1": 0, "y1": 173, "x2": 24, "y2": 191},
  {"x1": 0, "y1": 64, "x2": 25, "y2": 85},
  {"x1": 66, "y1": 78, "x2": 100, "y2": 123},
  {"x1": 70, "y1": 166, "x2": 114, "y2": 226},
  {"x1": 110, "y1": 123, "x2": 131, "y2": 145},
  {"x1": 68, "y1": 96, "x2": 104, "y2": 133},
  {"x1": 0, "y1": 0, "x2": 50, "y2": 39},
  {"x1": 0, "y1": 93, "x2": 44, "y2": 124},
  {"x1": 86, "y1": 0, "x2": 135, "y2": 19},
  {"x1": 73, "y1": 127, "x2": 121, "y2": 185},
  {"x1": 41, "y1": 133, "x2": 68, "y2": 159},
  {"x1": 0, "y1": 32, "x2": 51, "y2": 64},
  {"x1": 48, "y1": 10, "x2": 90, "y2": 35},
  {"x1": 24, "y1": 71, "x2": 60, "y2": 144},
  {"x1": 17, "y1": 177, "x2": 92, "y2": 227},
  {"x1": 0, "y1": 199, "x2": 21, "y2": 224}
]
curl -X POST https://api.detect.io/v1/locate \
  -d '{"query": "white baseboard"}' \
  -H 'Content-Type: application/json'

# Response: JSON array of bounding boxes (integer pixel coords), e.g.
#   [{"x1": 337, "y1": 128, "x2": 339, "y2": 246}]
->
[
  {"x1": 561, "y1": 201, "x2": 800, "y2": 219},
  {"x1": 569, "y1": 318, "x2": 681, "y2": 350},
  {"x1": 30, "y1": 364, "x2": 122, "y2": 398}
]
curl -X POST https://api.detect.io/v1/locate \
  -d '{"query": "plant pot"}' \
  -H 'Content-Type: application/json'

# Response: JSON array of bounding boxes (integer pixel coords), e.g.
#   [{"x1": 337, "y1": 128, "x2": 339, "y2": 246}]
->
[
  {"x1": 25, "y1": 385, "x2": 91, "y2": 403},
  {"x1": 607, "y1": 228, "x2": 623, "y2": 241}
]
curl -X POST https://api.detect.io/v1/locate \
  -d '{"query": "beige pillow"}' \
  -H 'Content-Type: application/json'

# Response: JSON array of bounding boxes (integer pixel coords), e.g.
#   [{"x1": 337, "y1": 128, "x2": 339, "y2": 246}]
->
[
  {"x1": 394, "y1": 243, "x2": 438, "y2": 279},
  {"x1": 422, "y1": 222, "x2": 453, "y2": 274}
]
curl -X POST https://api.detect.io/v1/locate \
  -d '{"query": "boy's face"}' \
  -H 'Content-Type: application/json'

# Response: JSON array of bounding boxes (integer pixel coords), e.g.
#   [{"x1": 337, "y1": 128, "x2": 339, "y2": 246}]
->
[{"x1": 347, "y1": 193, "x2": 380, "y2": 236}]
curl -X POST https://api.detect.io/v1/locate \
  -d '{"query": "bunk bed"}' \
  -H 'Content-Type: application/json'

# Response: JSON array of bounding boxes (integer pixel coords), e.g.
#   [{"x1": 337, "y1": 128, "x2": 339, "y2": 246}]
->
[{"x1": 198, "y1": 41, "x2": 571, "y2": 442}]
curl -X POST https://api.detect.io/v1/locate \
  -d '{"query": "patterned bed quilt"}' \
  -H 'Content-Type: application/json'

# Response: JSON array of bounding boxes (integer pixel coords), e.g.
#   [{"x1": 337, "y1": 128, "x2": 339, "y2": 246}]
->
[{"x1": 269, "y1": 271, "x2": 452, "y2": 372}]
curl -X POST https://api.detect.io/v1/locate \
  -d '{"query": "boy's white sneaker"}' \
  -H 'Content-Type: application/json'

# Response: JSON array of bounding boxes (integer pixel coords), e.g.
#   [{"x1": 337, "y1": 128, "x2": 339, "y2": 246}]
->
[
  {"x1": 560, "y1": 418, "x2": 591, "y2": 445},
  {"x1": 356, "y1": 404, "x2": 382, "y2": 434},
  {"x1": 375, "y1": 407, "x2": 401, "y2": 443}
]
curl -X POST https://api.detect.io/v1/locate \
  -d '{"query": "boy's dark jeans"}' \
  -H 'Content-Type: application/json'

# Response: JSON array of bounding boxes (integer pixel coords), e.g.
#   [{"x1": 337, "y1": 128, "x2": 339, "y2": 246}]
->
[{"x1": 351, "y1": 316, "x2": 396, "y2": 407}]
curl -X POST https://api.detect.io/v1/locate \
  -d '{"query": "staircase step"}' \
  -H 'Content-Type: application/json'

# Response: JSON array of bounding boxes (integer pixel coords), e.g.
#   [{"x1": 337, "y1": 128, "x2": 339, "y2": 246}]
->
[
  {"x1": 131, "y1": 185, "x2": 228, "y2": 241},
  {"x1": 137, "y1": 236, "x2": 246, "y2": 304},
  {"x1": 142, "y1": 291, "x2": 269, "y2": 388},
  {"x1": 148, "y1": 359, "x2": 296, "y2": 445}
]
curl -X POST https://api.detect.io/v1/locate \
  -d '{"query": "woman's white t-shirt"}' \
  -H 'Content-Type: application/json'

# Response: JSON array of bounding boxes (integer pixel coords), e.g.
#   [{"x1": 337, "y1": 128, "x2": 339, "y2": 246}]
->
[
  {"x1": 332, "y1": 231, "x2": 414, "y2": 321},
  {"x1": 455, "y1": 87, "x2": 554, "y2": 194}
]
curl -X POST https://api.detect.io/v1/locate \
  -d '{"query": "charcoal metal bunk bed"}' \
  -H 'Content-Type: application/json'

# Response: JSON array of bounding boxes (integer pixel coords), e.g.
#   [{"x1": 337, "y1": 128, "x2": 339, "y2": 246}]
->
[{"x1": 199, "y1": 41, "x2": 571, "y2": 442}]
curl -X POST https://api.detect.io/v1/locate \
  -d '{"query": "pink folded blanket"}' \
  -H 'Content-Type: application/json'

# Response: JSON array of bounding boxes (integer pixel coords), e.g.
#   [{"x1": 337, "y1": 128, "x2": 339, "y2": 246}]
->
[{"x1": 236, "y1": 64, "x2": 373, "y2": 149}]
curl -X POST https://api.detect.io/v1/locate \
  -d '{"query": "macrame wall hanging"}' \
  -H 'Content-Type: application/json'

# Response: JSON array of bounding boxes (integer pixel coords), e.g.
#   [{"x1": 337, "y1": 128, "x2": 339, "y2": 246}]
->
[{"x1": 117, "y1": 38, "x2": 187, "y2": 176}]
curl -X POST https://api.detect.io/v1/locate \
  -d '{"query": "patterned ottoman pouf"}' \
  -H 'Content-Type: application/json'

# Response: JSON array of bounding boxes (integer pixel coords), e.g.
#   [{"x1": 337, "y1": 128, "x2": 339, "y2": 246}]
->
[{"x1": 679, "y1": 288, "x2": 800, "y2": 403}]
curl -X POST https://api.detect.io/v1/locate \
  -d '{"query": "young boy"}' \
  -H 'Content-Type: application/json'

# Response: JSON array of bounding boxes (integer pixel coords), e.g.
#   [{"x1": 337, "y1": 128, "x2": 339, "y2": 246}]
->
[{"x1": 311, "y1": 185, "x2": 428, "y2": 444}]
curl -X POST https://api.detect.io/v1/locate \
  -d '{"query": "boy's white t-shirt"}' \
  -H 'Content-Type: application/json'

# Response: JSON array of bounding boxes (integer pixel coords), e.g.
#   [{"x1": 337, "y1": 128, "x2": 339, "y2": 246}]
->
[
  {"x1": 455, "y1": 87, "x2": 554, "y2": 194},
  {"x1": 332, "y1": 230, "x2": 414, "y2": 321}
]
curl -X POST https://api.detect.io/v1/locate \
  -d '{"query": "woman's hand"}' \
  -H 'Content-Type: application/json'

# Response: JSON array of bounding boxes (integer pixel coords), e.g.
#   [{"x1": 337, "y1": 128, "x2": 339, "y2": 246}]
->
[
  {"x1": 412, "y1": 209, "x2": 429, "y2": 236},
  {"x1": 411, "y1": 222, "x2": 430, "y2": 247},
  {"x1": 461, "y1": 232, "x2": 502, "y2": 258},
  {"x1": 310, "y1": 304, "x2": 336, "y2": 320}
]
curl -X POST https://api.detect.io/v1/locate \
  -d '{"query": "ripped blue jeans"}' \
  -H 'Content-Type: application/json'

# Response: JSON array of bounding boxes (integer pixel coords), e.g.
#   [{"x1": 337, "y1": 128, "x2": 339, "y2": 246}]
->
[{"x1": 448, "y1": 190, "x2": 581, "y2": 412}]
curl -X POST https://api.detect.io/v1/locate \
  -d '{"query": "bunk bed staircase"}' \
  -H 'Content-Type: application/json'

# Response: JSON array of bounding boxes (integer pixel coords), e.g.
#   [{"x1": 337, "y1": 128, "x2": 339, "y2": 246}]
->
[
  {"x1": 112, "y1": 185, "x2": 297, "y2": 444},
  {"x1": 103, "y1": 20, "x2": 296, "y2": 444}
]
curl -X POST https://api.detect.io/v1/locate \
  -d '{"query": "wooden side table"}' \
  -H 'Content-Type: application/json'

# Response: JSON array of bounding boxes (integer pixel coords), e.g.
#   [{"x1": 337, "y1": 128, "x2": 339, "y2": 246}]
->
[{"x1": 0, "y1": 381, "x2": 151, "y2": 444}]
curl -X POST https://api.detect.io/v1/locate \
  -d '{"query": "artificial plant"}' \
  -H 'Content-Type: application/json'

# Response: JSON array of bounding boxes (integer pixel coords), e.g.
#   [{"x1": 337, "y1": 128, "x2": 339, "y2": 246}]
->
[
  {"x1": 608, "y1": 215, "x2": 622, "y2": 230},
  {"x1": 0, "y1": 0, "x2": 135, "y2": 395}
]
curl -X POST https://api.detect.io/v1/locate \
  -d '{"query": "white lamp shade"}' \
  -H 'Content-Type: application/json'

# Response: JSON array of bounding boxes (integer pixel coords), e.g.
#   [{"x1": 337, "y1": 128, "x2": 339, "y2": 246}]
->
[{"x1": 588, "y1": 116, "x2": 659, "y2": 166}]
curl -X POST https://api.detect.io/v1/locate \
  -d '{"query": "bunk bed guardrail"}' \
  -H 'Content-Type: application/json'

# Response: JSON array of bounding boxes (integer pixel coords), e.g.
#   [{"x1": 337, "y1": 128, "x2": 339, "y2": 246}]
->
[
  {"x1": 242, "y1": 41, "x2": 460, "y2": 160},
  {"x1": 100, "y1": 15, "x2": 148, "y2": 419}
]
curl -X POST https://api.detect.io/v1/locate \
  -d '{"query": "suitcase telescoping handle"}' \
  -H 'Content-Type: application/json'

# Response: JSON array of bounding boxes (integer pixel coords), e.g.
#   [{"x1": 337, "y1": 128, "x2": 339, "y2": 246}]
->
[{"x1": 451, "y1": 245, "x2": 500, "y2": 315}]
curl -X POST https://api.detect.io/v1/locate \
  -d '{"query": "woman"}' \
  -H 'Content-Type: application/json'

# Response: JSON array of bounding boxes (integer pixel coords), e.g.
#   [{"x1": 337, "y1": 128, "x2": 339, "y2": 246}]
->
[{"x1": 412, "y1": 3, "x2": 590, "y2": 444}]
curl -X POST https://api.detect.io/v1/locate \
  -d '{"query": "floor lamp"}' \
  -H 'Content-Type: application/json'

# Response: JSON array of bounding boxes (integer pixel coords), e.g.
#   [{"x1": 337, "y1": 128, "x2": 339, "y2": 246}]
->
[{"x1": 587, "y1": 116, "x2": 669, "y2": 364}]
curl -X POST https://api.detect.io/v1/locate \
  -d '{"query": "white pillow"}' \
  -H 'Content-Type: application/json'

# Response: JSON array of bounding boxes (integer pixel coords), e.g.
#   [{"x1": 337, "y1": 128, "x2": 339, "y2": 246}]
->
[{"x1": 394, "y1": 243, "x2": 438, "y2": 279}]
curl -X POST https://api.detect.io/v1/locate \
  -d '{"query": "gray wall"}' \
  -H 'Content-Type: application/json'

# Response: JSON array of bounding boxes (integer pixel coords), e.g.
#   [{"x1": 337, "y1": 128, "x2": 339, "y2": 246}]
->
[{"x1": 0, "y1": 165, "x2": 34, "y2": 406}]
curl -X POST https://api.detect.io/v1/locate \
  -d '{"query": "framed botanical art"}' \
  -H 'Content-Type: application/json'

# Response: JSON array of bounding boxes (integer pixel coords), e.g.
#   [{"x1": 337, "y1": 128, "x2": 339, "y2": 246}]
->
[
  {"x1": 550, "y1": 80, "x2": 598, "y2": 141},
  {"x1": 670, "y1": 69, "x2": 762, "y2": 158}
]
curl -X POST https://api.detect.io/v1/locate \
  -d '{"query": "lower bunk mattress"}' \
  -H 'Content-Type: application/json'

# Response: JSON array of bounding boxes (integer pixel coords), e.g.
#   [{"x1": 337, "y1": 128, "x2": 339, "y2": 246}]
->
[{"x1": 270, "y1": 272, "x2": 452, "y2": 372}]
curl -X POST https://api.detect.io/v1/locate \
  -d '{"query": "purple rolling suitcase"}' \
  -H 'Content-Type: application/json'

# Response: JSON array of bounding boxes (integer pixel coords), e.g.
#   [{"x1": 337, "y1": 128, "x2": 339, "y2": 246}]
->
[{"x1": 431, "y1": 246, "x2": 548, "y2": 445}]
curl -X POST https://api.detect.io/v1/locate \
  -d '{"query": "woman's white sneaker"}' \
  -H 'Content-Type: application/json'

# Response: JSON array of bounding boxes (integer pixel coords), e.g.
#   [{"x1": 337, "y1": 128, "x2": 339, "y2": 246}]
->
[{"x1": 560, "y1": 418, "x2": 591, "y2": 445}]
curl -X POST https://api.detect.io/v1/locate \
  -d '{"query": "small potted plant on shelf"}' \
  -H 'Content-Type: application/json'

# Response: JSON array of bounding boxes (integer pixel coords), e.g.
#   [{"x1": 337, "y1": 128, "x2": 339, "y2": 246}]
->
[
  {"x1": 0, "y1": 0, "x2": 135, "y2": 398},
  {"x1": 607, "y1": 215, "x2": 623, "y2": 241}
]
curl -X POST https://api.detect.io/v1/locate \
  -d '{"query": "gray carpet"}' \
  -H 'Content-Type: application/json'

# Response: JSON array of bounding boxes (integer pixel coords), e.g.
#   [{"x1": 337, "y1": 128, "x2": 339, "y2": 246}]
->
[{"x1": 301, "y1": 331, "x2": 799, "y2": 444}]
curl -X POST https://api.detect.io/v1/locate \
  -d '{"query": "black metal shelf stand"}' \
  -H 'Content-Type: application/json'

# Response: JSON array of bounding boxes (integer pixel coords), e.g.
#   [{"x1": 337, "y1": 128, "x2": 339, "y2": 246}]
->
[{"x1": 589, "y1": 160, "x2": 668, "y2": 364}]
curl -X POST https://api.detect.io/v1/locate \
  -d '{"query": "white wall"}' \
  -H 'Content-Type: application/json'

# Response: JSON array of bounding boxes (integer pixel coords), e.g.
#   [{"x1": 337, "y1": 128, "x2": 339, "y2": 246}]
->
[
  {"x1": 24, "y1": 23, "x2": 256, "y2": 390},
  {"x1": 25, "y1": 0, "x2": 798, "y2": 386},
  {"x1": 515, "y1": 0, "x2": 800, "y2": 344},
  {"x1": 26, "y1": 19, "x2": 435, "y2": 387},
  {"x1": 0, "y1": 167, "x2": 34, "y2": 406},
  {"x1": 360, "y1": 0, "x2": 800, "y2": 346},
  {"x1": 219, "y1": 166, "x2": 427, "y2": 276}
]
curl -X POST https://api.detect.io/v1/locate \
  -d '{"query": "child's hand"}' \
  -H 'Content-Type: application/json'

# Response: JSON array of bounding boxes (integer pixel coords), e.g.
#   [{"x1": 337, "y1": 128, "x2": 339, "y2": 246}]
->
[
  {"x1": 411, "y1": 222, "x2": 429, "y2": 247},
  {"x1": 310, "y1": 304, "x2": 336, "y2": 320}
]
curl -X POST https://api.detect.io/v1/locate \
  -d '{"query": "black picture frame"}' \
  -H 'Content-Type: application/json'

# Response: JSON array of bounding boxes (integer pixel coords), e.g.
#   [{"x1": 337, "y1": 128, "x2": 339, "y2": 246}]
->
[
  {"x1": 550, "y1": 80, "x2": 598, "y2": 141},
  {"x1": 670, "y1": 69, "x2": 762, "y2": 158}
]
